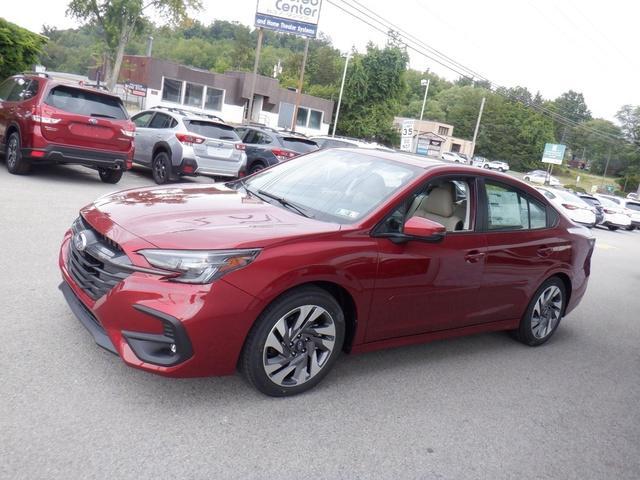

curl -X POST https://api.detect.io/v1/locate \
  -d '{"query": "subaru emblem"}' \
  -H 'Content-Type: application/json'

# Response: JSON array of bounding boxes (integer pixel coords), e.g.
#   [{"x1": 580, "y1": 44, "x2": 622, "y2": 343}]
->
[
  {"x1": 73, "y1": 232, "x2": 88, "y2": 252},
  {"x1": 88, "y1": 118, "x2": 98, "y2": 125}
]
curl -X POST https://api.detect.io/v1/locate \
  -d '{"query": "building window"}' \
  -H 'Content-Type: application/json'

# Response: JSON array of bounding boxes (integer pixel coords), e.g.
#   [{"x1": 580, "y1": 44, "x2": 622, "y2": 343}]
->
[
  {"x1": 278, "y1": 102, "x2": 324, "y2": 130},
  {"x1": 184, "y1": 82, "x2": 204, "y2": 108},
  {"x1": 205, "y1": 87, "x2": 224, "y2": 111},
  {"x1": 296, "y1": 107, "x2": 308, "y2": 127},
  {"x1": 309, "y1": 110, "x2": 322, "y2": 130},
  {"x1": 162, "y1": 78, "x2": 182, "y2": 103},
  {"x1": 438, "y1": 126, "x2": 449, "y2": 136}
]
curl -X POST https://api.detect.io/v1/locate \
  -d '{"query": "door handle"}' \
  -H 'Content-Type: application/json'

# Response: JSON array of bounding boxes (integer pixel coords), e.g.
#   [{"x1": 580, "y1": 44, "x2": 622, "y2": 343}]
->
[
  {"x1": 537, "y1": 246, "x2": 553, "y2": 257},
  {"x1": 464, "y1": 250, "x2": 485, "y2": 263}
]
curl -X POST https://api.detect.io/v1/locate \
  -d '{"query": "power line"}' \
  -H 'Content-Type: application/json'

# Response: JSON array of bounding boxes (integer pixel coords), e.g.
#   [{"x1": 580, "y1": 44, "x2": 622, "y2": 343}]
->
[{"x1": 327, "y1": 0, "x2": 634, "y2": 147}]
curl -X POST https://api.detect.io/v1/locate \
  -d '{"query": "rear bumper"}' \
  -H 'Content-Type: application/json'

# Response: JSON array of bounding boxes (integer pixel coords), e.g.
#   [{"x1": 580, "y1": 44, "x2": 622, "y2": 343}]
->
[{"x1": 23, "y1": 145, "x2": 131, "y2": 170}]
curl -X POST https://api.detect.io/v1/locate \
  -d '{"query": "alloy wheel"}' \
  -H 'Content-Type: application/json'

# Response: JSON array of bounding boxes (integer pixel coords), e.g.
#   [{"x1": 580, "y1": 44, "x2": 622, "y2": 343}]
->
[
  {"x1": 530, "y1": 285, "x2": 563, "y2": 339},
  {"x1": 262, "y1": 305, "x2": 336, "y2": 387},
  {"x1": 7, "y1": 136, "x2": 18, "y2": 169},
  {"x1": 154, "y1": 158, "x2": 167, "y2": 182}
]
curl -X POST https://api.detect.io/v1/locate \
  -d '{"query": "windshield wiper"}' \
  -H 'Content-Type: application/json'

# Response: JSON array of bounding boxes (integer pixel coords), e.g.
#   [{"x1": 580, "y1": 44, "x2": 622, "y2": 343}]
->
[
  {"x1": 252, "y1": 189, "x2": 314, "y2": 218},
  {"x1": 90, "y1": 113, "x2": 117, "y2": 119}
]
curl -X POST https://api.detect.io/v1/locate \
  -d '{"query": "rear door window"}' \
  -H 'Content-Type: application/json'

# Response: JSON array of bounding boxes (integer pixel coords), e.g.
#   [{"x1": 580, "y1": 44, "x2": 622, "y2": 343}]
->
[
  {"x1": 148, "y1": 113, "x2": 173, "y2": 129},
  {"x1": 45, "y1": 86, "x2": 128, "y2": 119},
  {"x1": 484, "y1": 181, "x2": 549, "y2": 231},
  {"x1": 281, "y1": 137, "x2": 319, "y2": 153},
  {"x1": 184, "y1": 120, "x2": 240, "y2": 140}
]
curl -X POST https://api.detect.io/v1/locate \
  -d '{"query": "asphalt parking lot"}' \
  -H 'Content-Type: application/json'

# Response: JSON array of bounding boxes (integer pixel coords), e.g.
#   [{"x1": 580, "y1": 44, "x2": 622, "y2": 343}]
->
[{"x1": 1, "y1": 164, "x2": 639, "y2": 480}]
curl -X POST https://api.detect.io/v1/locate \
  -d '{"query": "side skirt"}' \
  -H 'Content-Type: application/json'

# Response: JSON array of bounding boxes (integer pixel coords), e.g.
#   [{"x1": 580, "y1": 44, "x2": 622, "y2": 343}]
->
[{"x1": 351, "y1": 319, "x2": 519, "y2": 355}]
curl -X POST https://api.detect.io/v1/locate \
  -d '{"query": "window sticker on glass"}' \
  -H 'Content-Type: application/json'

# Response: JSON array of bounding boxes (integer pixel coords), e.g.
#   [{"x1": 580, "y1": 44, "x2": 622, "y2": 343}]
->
[
  {"x1": 335, "y1": 208, "x2": 359, "y2": 218},
  {"x1": 488, "y1": 190, "x2": 522, "y2": 227}
]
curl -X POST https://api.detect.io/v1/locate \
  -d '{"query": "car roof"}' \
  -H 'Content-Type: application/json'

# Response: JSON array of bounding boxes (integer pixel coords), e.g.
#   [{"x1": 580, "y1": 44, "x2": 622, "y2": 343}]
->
[{"x1": 20, "y1": 73, "x2": 123, "y2": 100}]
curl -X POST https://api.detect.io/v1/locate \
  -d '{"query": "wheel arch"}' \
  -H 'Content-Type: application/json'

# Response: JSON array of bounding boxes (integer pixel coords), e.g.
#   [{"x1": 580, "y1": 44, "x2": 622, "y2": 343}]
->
[
  {"x1": 551, "y1": 272, "x2": 572, "y2": 314},
  {"x1": 152, "y1": 142, "x2": 172, "y2": 162},
  {"x1": 5, "y1": 122, "x2": 21, "y2": 145}
]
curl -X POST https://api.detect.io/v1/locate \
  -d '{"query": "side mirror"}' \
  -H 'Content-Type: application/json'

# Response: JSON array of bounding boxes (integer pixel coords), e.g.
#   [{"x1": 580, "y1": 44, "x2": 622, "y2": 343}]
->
[{"x1": 404, "y1": 216, "x2": 446, "y2": 239}]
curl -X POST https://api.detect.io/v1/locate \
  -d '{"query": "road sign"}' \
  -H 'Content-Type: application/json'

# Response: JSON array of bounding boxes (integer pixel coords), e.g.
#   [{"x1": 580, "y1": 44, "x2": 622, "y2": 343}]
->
[
  {"x1": 542, "y1": 143, "x2": 566, "y2": 165},
  {"x1": 255, "y1": 0, "x2": 323, "y2": 38},
  {"x1": 400, "y1": 120, "x2": 414, "y2": 152}
]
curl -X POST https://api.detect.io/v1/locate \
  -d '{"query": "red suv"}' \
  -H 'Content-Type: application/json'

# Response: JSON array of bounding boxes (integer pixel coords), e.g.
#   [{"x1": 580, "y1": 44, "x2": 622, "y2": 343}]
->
[{"x1": 0, "y1": 73, "x2": 135, "y2": 183}]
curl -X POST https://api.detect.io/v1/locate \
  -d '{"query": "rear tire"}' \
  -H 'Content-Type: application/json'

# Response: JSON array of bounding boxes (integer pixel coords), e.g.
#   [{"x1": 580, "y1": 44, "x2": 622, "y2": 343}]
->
[
  {"x1": 607, "y1": 225, "x2": 619, "y2": 231},
  {"x1": 249, "y1": 161, "x2": 266, "y2": 175},
  {"x1": 152, "y1": 152, "x2": 172, "y2": 184},
  {"x1": 98, "y1": 168, "x2": 123, "y2": 184},
  {"x1": 6, "y1": 132, "x2": 30, "y2": 175},
  {"x1": 515, "y1": 277, "x2": 566, "y2": 346},
  {"x1": 240, "y1": 286, "x2": 345, "y2": 397},
  {"x1": 625, "y1": 225, "x2": 635, "y2": 231}
]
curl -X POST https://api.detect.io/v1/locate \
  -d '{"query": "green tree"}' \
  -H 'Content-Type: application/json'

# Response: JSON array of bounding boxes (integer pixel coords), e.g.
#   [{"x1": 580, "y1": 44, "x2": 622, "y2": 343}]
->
[
  {"x1": 0, "y1": 19, "x2": 47, "y2": 79},
  {"x1": 550, "y1": 90, "x2": 592, "y2": 142},
  {"x1": 66, "y1": 0, "x2": 201, "y2": 90},
  {"x1": 616, "y1": 105, "x2": 640, "y2": 147},
  {"x1": 336, "y1": 43, "x2": 409, "y2": 145}
]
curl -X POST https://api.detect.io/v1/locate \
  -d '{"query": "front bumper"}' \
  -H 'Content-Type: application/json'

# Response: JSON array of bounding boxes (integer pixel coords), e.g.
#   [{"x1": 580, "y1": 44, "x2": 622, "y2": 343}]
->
[{"x1": 58, "y1": 234, "x2": 262, "y2": 377}]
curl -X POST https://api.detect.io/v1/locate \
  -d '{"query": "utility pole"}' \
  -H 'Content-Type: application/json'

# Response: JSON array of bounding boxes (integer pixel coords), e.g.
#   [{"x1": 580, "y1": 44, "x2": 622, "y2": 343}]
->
[
  {"x1": 332, "y1": 51, "x2": 351, "y2": 137},
  {"x1": 246, "y1": 28, "x2": 264, "y2": 123},
  {"x1": 291, "y1": 38, "x2": 310, "y2": 132},
  {"x1": 601, "y1": 147, "x2": 612, "y2": 188},
  {"x1": 470, "y1": 96, "x2": 486, "y2": 158}
]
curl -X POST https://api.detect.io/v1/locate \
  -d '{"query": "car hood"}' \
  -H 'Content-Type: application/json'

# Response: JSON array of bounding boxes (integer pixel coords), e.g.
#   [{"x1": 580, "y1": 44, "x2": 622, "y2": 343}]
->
[{"x1": 81, "y1": 183, "x2": 341, "y2": 250}]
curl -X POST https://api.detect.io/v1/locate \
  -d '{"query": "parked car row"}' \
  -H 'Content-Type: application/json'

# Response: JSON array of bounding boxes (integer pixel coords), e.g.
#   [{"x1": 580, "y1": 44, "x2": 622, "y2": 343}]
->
[{"x1": 536, "y1": 185, "x2": 639, "y2": 231}]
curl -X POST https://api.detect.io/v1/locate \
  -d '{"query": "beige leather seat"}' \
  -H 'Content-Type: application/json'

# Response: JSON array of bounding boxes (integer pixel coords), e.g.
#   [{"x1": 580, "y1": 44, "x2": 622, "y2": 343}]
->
[{"x1": 408, "y1": 184, "x2": 463, "y2": 231}]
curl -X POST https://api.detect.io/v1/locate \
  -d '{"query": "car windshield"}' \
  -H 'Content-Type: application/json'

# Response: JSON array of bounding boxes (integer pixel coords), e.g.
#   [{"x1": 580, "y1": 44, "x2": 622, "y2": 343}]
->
[
  {"x1": 241, "y1": 150, "x2": 421, "y2": 223},
  {"x1": 581, "y1": 196, "x2": 599, "y2": 207}
]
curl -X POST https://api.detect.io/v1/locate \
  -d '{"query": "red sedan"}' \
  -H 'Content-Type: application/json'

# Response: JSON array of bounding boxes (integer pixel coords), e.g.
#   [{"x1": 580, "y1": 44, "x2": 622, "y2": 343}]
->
[{"x1": 58, "y1": 149, "x2": 594, "y2": 396}]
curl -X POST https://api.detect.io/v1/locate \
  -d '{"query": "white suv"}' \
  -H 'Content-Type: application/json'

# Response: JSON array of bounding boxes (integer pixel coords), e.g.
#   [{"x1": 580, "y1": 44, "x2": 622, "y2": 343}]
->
[
  {"x1": 473, "y1": 156, "x2": 510, "y2": 172},
  {"x1": 131, "y1": 107, "x2": 247, "y2": 184}
]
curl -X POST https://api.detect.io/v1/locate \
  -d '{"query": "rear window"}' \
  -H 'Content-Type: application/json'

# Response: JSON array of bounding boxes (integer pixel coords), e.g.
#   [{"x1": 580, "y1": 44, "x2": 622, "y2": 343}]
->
[
  {"x1": 626, "y1": 202, "x2": 640, "y2": 212},
  {"x1": 281, "y1": 137, "x2": 319, "y2": 153},
  {"x1": 581, "y1": 196, "x2": 599, "y2": 207},
  {"x1": 45, "y1": 86, "x2": 128, "y2": 120},
  {"x1": 185, "y1": 120, "x2": 240, "y2": 141}
]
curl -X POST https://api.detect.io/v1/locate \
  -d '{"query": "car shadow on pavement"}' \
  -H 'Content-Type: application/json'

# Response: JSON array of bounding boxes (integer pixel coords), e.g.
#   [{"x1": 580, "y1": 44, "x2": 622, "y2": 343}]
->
[{"x1": 107, "y1": 324, "x2": 579, "y2": 404}]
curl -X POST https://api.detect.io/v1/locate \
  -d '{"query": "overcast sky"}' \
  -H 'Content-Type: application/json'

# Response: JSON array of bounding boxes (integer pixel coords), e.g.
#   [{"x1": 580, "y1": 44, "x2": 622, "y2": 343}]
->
[{"x1": 4, "y1": 0, "x2": 638, "y2": 121}]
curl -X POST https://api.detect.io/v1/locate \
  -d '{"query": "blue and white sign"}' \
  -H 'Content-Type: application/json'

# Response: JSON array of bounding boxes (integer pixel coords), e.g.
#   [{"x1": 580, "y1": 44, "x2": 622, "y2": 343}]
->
[
  {"x1": 255, "y1": 0, "x2": 323, "y2": 38},
  {"x1": 542, "y1": 143, "x2": 566, "y2": 165}
]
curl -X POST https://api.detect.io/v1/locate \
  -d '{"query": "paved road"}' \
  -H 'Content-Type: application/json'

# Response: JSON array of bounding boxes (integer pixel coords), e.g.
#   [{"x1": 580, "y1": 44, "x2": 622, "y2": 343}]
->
[{"x1": 1, "y1": 164, "x2": 639, "y2": 480}]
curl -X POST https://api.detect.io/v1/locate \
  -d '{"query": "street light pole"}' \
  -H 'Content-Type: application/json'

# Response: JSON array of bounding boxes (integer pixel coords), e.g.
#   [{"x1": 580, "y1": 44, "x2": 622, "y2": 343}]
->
[
  {"x1": 332, "y1": 51, "x2": 351, "y2": 137},
  {"x1": 470, "y1": 96, "x2": 486, "y2": 159},
  {"x1": 418, "y1": 79, "x2": 430, "y2": 123},
  {"x1": 412, "y1": 79, "x2": 430, "y2": 154}
]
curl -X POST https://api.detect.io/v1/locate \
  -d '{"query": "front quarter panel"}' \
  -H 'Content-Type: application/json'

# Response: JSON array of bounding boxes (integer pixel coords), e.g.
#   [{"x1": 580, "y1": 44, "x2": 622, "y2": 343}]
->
[{"x1": 222, "y1": 229, "x2": 379, "y2": 346}]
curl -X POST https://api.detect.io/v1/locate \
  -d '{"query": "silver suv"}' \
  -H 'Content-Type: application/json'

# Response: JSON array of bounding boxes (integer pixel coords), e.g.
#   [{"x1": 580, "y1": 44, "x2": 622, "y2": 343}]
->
[{"x1": 131, "y1": 107, "x2": 247, "y2": 184}]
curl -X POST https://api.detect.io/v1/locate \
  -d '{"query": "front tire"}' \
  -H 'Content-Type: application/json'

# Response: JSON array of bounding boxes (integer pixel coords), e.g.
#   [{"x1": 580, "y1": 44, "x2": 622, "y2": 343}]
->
[
  {"x1": 483, "y1": 164, "x2": 490, "y2": 169},
  {"x1": 6, "y1": 132, "x2": 30, "y2": 175},
  {"x1": 607, "y1": 225, "x2": 619, "y2": 231},
  {"x1": 98, "y1": 168, "x2": 123, "y2": 184},
  {"x1": 152, "y1": 152, "x2": 172, "y2": 184},
  {"x1": 515, "y1": 277, "x2": 566, "y2": 346},
  {"x1": 240, "y1": 287, "x2": 345, "y2": 397}
]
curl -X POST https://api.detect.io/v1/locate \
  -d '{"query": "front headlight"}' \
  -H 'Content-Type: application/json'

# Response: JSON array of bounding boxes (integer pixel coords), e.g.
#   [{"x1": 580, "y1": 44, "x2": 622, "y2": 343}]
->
[{"x1": 138, "y1": 249, "x2": 261, "y2": 284}]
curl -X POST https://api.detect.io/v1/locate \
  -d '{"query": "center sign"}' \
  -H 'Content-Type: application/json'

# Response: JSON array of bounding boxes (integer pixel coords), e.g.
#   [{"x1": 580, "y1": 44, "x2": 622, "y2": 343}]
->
[{"x1": 255, "y1": 0, "x2": 323, "y2": 38}]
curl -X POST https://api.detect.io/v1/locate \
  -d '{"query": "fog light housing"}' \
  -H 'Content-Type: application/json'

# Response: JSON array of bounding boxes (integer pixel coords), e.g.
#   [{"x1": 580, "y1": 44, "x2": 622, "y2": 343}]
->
[{"x1": 121, "y1": 305, "x2": 193, "y2": 367}]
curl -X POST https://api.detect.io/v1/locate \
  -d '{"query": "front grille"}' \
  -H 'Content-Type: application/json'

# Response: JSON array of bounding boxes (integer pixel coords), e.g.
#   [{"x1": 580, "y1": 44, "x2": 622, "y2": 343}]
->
[{"x1": 67, "y1": 218, "x2": 131, "y2": 300}]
